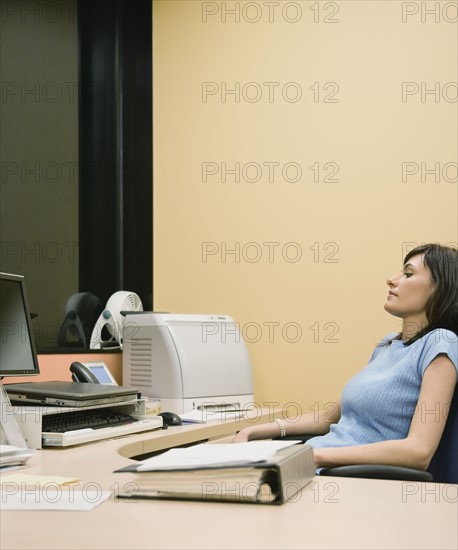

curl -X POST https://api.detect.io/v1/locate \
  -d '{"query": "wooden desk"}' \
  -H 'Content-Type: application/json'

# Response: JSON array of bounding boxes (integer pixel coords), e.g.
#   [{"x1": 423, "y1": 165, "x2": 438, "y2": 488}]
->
[{"x1": 1, "y1": 416, "x2": 457, "y2": 550}]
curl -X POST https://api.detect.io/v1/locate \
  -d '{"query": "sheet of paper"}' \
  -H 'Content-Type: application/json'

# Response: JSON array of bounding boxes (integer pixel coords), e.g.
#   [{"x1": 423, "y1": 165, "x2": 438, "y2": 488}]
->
[
  {"x1": 0, "y1": 445, "x2": 24, "y2": 455},
  {"x1": 0, "y1": 489, "x2": 111, "y2": 511},
  {"x1": 0, "y1": 474, "x2": 80, "y2": 487},
  {"x1": 180, "y1": 409, "x2": 245, "y2": 423},
  {"x1": 137, "y1": 440, "x2": 301, "y2": 471},
  {"x1": 0, "y1": 446, "x2": 35, "y2": 467}
]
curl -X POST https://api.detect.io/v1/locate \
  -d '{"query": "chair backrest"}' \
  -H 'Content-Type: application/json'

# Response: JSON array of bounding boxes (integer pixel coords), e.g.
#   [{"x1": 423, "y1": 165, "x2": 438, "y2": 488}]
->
[{"x1": 427, "y1": 386, "x2": 458, "y2": 483}]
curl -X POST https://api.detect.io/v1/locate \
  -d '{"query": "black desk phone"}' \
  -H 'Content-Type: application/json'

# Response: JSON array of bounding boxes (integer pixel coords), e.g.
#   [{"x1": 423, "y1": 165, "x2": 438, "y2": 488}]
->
[{"x1": 70, "y1": 362, "x2": 118, "y2": 385}]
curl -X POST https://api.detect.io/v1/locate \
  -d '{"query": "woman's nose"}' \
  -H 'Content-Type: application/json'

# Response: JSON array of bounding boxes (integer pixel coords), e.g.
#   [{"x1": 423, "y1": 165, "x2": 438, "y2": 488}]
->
[{"x1": 387, "y1": 275, "x2": 397, "y2": 288}]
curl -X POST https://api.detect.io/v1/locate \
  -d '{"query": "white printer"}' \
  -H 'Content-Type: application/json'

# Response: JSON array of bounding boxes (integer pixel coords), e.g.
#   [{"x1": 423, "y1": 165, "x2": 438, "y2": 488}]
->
[{"x1": 122, "y1": 313, "x2": 254, "y2": 414}]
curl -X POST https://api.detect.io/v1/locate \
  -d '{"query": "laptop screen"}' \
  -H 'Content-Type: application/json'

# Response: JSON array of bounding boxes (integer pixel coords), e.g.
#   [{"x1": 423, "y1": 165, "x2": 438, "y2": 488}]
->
[{"x1": 0, "y1": 273, "x2": 40, "y2": 377}]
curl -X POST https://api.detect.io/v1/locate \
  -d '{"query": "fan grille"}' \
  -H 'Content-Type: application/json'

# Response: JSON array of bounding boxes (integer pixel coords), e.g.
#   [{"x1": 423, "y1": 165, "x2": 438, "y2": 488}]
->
[{"x1": 122, "y1": 293, "x2": 142, "y2": 311}]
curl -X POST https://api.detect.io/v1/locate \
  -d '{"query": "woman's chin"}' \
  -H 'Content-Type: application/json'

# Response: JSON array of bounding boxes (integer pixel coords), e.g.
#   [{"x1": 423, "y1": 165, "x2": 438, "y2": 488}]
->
[{"x1": 384, "y1": 303, "x2": 400, "y2": 317}]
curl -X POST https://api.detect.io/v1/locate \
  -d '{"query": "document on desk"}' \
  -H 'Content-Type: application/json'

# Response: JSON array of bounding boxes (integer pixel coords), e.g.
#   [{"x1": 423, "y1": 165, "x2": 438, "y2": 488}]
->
[
  {"x1": 0, "y1": 488, "x2": 111, "y2": 511},
  {"x1": 115, "y1": 442, "x2": 316, "y2": 504},
  {"x1": 136, "y1": 440, "x2": 300, "y2": 470},
  {"x1": 0, "y1": 445, "x2": 35, "y2": 468},
  {"x1": 0, "y1": 473, "x2": 80, "y2": 487}
]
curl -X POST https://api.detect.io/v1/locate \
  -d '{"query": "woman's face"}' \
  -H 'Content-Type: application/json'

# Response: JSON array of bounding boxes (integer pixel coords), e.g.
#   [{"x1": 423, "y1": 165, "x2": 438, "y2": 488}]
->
[{"x1": 384, "y1": 254, "x2": 435, "y2": 331}]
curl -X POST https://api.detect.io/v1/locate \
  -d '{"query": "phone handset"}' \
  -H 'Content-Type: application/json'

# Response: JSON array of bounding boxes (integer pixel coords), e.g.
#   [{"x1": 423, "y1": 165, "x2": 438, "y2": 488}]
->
[
  {"x1": 70, "y1": 361, "x2": 100, "y2": 383},
  {"x1": 69, "y1": 361, "x2": 118, "y2": 385}
]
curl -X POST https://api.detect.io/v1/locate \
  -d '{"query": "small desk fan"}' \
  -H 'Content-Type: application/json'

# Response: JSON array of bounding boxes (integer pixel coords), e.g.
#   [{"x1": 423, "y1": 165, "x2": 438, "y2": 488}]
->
[{"x1": 89, "y1": 291, "x2": 143, "y2": 349}]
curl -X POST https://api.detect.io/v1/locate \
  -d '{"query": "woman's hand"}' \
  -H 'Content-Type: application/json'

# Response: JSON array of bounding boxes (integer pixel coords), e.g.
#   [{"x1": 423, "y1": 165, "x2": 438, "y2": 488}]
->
[
  {"x1": 232, "y1": 412, "x2": 336, "y2": 444},
  {"x1": 232, "y1": 428, "x2": 252, "y2": 443}
]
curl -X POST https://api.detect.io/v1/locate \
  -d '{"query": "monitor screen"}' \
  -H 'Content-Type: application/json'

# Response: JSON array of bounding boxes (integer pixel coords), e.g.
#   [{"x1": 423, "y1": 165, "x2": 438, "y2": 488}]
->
[{"x1": 0, "y1": 273, "x2": 40, "y2": 377}]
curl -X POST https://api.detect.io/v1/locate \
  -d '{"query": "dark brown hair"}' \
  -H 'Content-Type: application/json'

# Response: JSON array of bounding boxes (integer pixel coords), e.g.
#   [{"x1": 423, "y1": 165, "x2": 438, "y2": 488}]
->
[{"x1": 403, "y1": 243, "x2": 458, "y2": 345}]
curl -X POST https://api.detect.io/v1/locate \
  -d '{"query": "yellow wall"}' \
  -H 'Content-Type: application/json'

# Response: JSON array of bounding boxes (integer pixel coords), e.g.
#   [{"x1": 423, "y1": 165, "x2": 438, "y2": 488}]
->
[{"x1": 153, "y1": 0, "x2": 457, "y2": 413}]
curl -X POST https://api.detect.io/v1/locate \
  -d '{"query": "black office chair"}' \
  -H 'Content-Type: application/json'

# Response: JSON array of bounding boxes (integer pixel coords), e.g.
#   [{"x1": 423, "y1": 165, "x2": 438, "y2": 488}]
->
[{"x1": 281, "y1": 387, "x2": 458, "y2": 483}]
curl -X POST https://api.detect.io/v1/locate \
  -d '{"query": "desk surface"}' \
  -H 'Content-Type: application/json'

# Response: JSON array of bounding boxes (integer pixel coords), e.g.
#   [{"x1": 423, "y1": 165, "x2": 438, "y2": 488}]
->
[{"x1": 1, "y1": 416, "x2": 457, "y2": 550}]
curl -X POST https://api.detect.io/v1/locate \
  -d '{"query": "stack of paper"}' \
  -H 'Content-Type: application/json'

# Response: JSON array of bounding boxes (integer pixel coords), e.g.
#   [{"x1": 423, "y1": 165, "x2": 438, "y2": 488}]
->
[
  {"x1": 136, "y1": 440, "x2": 300, "y2": 470},
  {"x1": 0, "y1": 445, "x2": 34, "y2": 468}
]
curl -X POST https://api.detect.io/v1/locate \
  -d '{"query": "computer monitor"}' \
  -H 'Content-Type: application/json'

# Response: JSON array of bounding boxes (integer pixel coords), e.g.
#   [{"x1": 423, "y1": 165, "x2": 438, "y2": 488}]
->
[{"x1": 0, "y1": 272, "x2": 40, "y2": 377}]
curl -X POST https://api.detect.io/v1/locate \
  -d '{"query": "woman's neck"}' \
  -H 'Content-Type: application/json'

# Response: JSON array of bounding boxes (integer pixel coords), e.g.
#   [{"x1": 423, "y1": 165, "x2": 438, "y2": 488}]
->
[{"x1": 401, "y1": 317, "x2": 429, "y2": 341}]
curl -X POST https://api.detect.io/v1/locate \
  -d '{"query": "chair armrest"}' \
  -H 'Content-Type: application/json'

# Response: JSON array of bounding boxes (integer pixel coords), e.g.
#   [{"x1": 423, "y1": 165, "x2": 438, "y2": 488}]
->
[
  {"x1": 275, "y1": 435, "x2": 434, "y2": 481},
  {"x1": 319, "y1": 465, "x2": 433, "y2": 481}
]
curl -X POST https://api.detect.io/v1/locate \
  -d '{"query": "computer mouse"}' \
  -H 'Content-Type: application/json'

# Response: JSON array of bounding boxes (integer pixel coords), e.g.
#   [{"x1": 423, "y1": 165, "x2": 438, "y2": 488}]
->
[{"x1": 159, "y1": 411, "x2": 183, "y2": 427}]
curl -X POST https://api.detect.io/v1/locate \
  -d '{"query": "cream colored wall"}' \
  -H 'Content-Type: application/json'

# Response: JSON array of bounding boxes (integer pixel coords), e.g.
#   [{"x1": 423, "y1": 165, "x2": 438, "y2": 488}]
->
[{"x1": 153, "y1": 0, "x2": 457, "y2": 413}]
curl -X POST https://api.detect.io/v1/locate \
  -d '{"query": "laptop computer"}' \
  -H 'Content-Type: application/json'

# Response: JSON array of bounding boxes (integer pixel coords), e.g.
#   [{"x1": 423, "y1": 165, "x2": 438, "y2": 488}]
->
[{"x1": 4, "y1": 381, "x2": 139, "y2": 407}]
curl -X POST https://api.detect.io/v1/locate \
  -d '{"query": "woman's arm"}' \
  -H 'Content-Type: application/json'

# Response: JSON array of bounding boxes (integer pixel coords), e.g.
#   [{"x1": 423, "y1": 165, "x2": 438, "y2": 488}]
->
[
  {"x1": 233, "y1": 400, "x2": 341, "y2": 442},
  {"x1": 313, "y1": 354, "x2": 456, "y2": 469}
]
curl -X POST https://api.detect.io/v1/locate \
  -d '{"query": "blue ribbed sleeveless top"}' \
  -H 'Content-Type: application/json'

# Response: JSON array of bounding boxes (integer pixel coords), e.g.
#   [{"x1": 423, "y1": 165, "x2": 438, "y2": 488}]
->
[{"x1": 307, "y1": 329, "x2": 458, "y2": 449}]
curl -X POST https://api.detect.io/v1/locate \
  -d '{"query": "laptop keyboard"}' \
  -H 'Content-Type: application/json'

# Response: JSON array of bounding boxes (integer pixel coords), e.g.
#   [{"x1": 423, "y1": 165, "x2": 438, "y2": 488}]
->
[{"x1": 42, "y1": 407, "x2": 139, "y2": 433}]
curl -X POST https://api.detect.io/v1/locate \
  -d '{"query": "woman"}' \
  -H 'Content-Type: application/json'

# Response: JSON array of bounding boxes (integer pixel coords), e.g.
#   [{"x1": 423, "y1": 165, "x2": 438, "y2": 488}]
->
[{"x1": 233, "y1": 243, "x2": 458, "y2": 471}]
